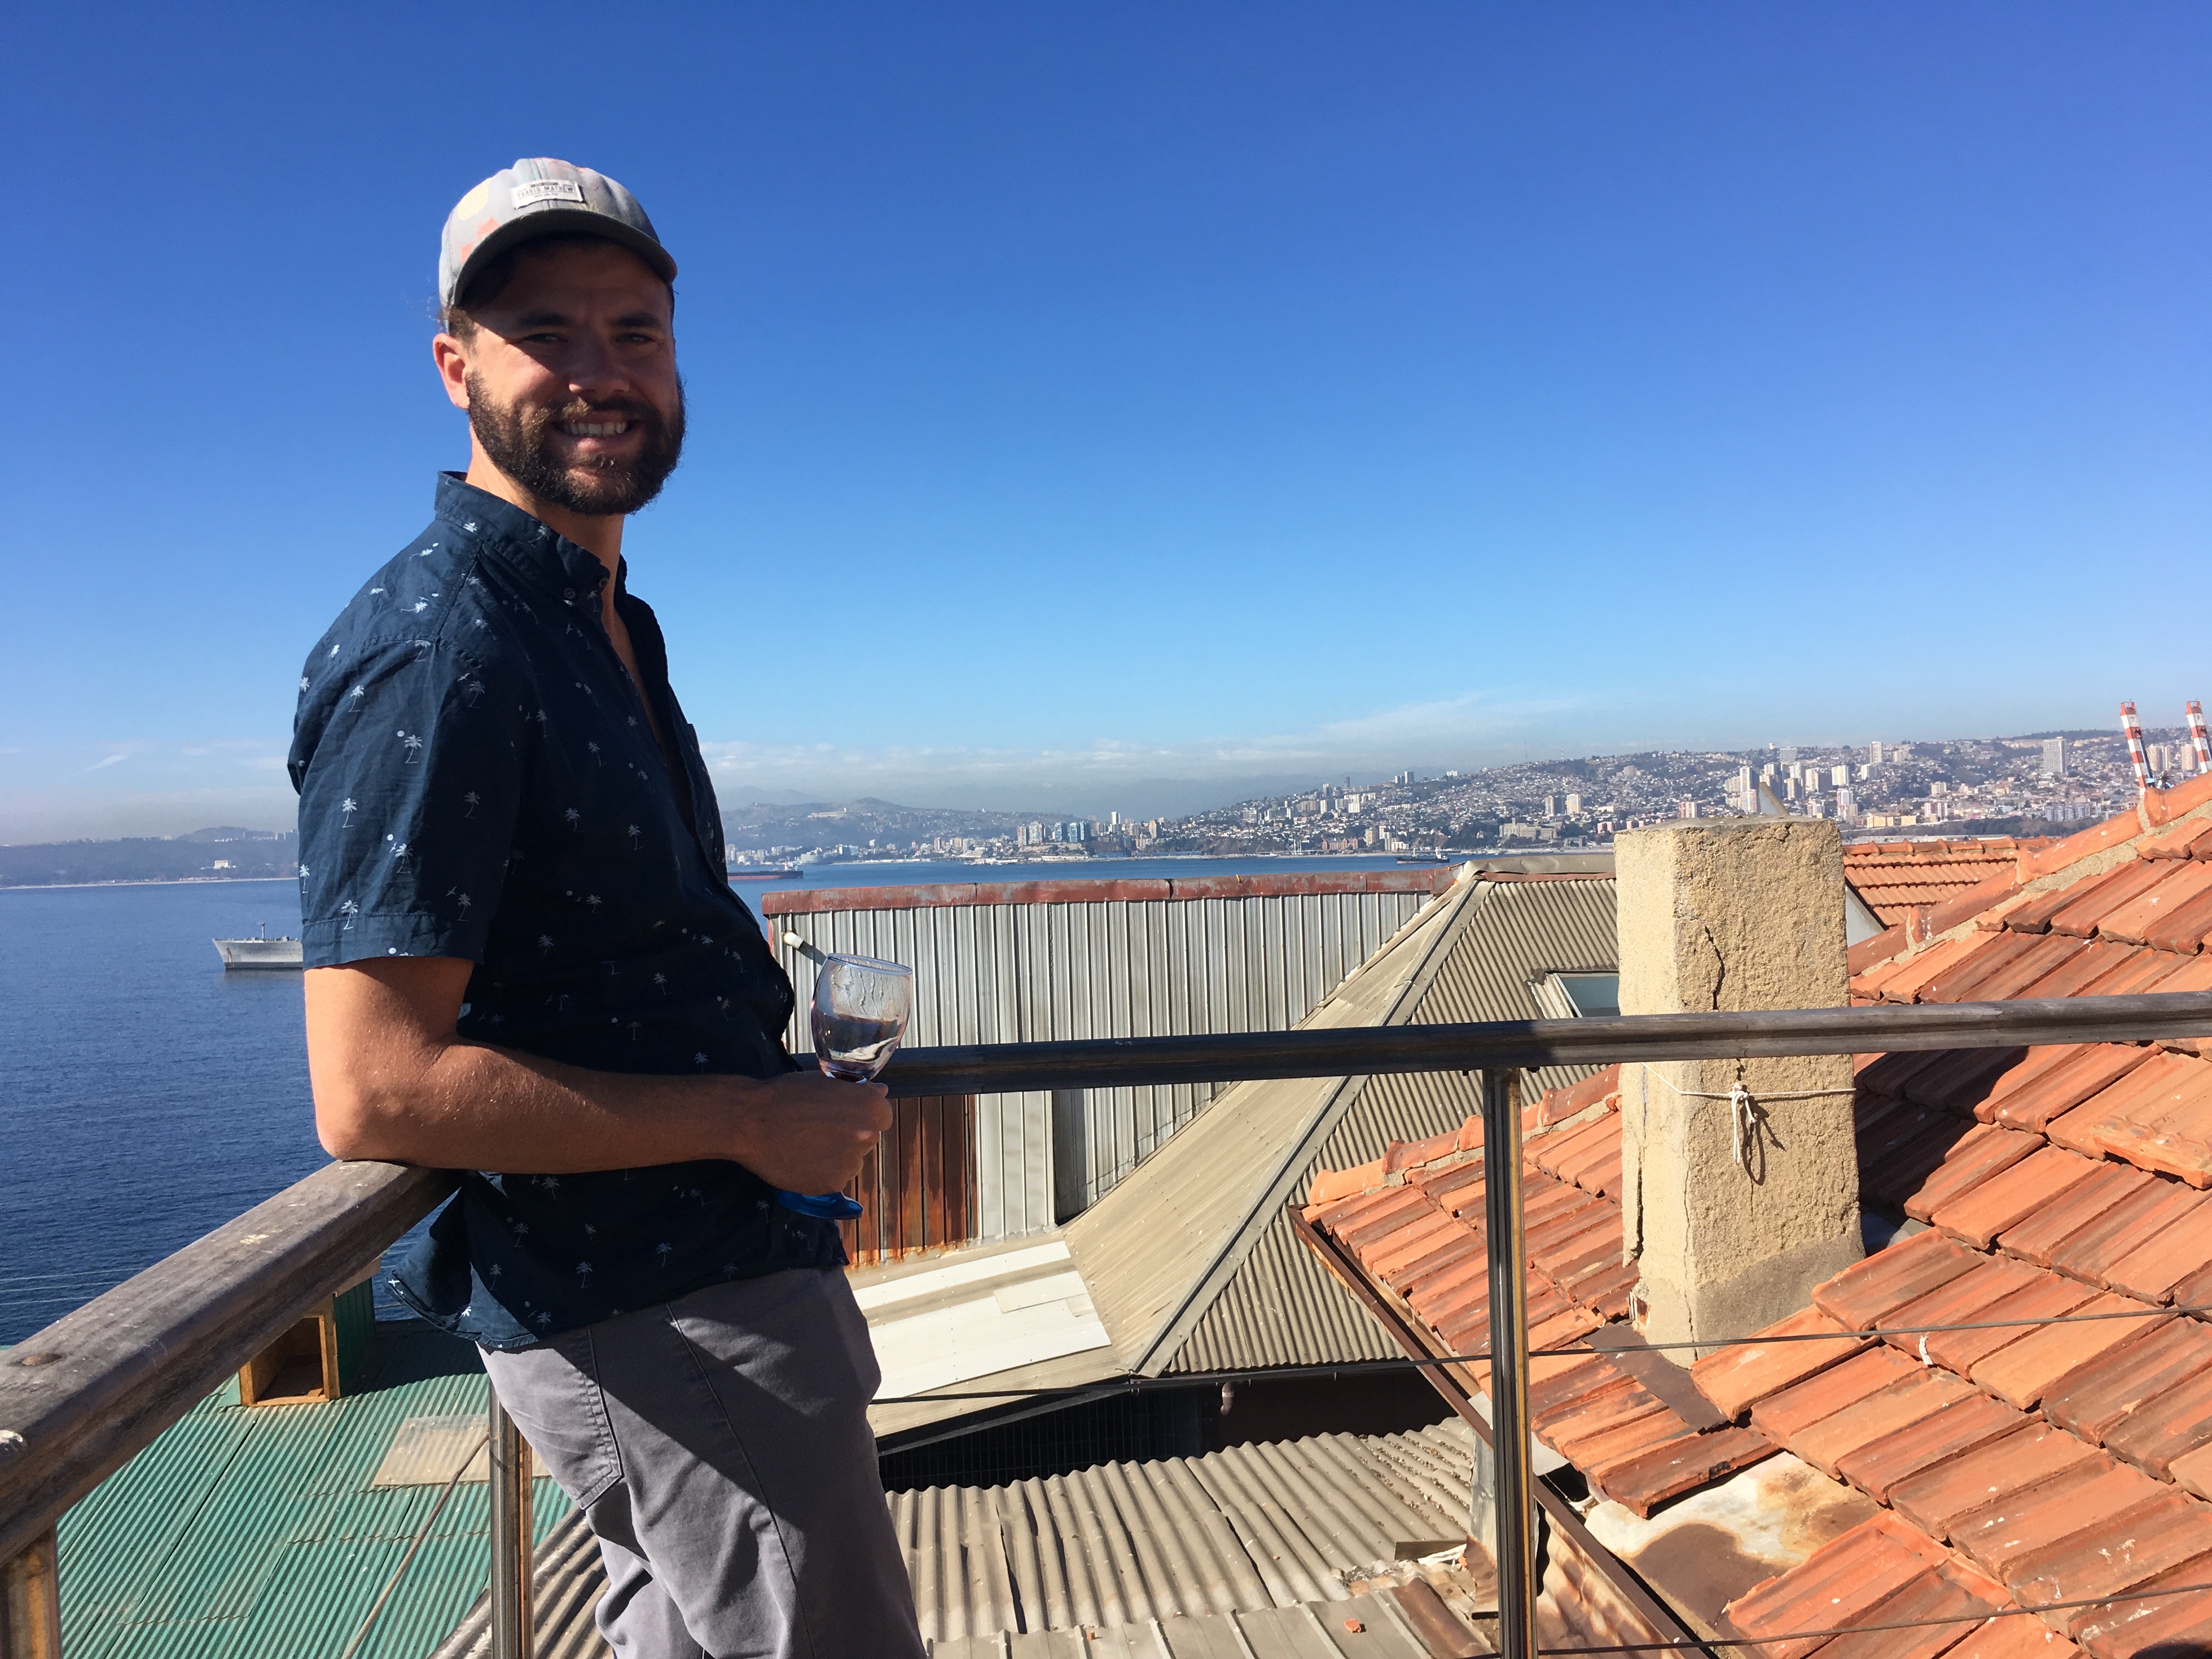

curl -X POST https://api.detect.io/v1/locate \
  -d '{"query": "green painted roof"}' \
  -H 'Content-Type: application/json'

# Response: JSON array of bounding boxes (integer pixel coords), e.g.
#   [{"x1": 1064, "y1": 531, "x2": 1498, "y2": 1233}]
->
[{"x1": 58, "y1": 1320, "x2": 573, "y2": 1659}]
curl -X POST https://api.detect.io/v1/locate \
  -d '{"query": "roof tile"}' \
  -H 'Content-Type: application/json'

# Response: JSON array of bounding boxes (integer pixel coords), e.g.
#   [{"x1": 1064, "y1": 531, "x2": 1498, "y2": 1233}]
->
[
  {"x1": 1786, "y1": 1365, "x2": 1979, "y2": 1480},
  {"x1": 1903, "y1": 1047, "x2": 2035, "y2": 1119},
  {"x1": 2096, "y1": 859, "x2": 2212, "y2": 945},
  {"x1": 2100, "y1": 1195, "x2": 2212, "y2": 1302},
  {"x1": 2002, "y1": 1488, "x2": 2212, "y2": 1638},
  {"x1": 1877, "y1": 1255, "x2": 2046, "y2": 1359},
  {"x1": 2067, "y1": 1552, "x2": 2212, "y2": 1658},
  {"x1": 1690, "y1": 1306, "x2": 1870, "y2": 1420},
  {"x1": 1969, "y1": 1291, "x2": 2169, "y2": 1409},
  {"x1": 1750, "y1": 1345, "x2": 1923, "y2": 1443},
  {"x1": 1584, "y1": 1425, "x2": 1774, "y2": 1519},
  {"x1": 1832, "y1": 1391, "x2": 2030, "y2": 1504},
  {"x1": 1795, "y1": 1561, "x2": 2012, "y2": 1659},
  {"x1": 1931, "y1": 1145, "x2": 2104, "y2": 1250},
  {"x1": 1923, "y1": 932, "x2": 2044, "y2": 1003},
  {"x1": 2079, "y1": 949, "x2": 2199, "y2": 999},
  {"x1": 1990, "y1": 1045, "x2": 2154, "y2": 1135},
  {"x1": 2048, "y1": 1180, "x2": 2207, "y2": 1286},
  {"x1": 2173, "y1": 1439, "x2": 2212, "y2": 1503},
  {"x1": 1813, "y1": 1228, "x2": 1983, "y2": 1329},
  {"x1": 1721, "y1": 1511, "x2": 1953, "y2": 1659},
  {"x1": 2046, "y1": 860, "x2": 2174, "y2": 939},
  {"x1": 2137, "y1": 817, "x2": 2212, "y2": 860},
  {"x1": 1900, "y1": 1124, "x2": 2044, "y2": 1222},
  {"x1": 2013, "y1": 938, "x2": 2140, "y2": 999},
  {"x1": 1948, "y1": 1454, "x2": 2164, "y2": 1578},
  {"x1": 1938, "y1": 1613, "x2": 2082, "y2": 1659},
  {"x1": 2103, "y1": 1364, "x2": 2212, "y2": 1480},
  {"x1": 1919, "y1": 1272, "x2": 2099, "y2": 1378},
  {"x1": 1881, "y1": 934, "x2": 2000, "y2": 1003},
  {"x1": 2144, "y1": 881, "x2": 2212, "y2": 953},
  {"x1": 1956, "y1": 934, "x2": 2092, "y2": 1006},
  {"x1": 1996, "y1": 1160, "x2": 2155, "y2": 1266},
  {"x1": 1889, "y1": 1421, "x2": 2102, "y2": 1542},
  {"x1": 2041, "y1": 1318, "x2": 2212, "y2": 1444}
]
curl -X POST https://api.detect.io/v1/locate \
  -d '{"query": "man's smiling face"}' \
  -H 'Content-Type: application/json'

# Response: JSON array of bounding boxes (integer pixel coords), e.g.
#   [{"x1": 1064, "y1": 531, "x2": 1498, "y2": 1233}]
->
[{"x1": 436, "y1": 238, "x2": 685, "y2": 518}]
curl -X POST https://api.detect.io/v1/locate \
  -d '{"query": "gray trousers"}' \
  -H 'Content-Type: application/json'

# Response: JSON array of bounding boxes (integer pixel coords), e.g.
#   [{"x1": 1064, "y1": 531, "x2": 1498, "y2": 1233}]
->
[{"x1": 481, "y1": 1268, "x2": 924, "y2": 1659}]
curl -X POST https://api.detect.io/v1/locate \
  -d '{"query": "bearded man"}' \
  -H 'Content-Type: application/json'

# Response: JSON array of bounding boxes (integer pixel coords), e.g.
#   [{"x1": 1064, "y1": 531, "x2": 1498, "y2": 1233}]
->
[{"x1": 290, "y1": 159, "x2": 922, "y2": 1659}]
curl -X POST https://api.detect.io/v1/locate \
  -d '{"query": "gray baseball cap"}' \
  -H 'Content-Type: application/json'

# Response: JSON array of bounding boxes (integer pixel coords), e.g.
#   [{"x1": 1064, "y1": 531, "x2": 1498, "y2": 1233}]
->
[{"x1": 438, "y1": 157, "x2": 676, "y2": 312}]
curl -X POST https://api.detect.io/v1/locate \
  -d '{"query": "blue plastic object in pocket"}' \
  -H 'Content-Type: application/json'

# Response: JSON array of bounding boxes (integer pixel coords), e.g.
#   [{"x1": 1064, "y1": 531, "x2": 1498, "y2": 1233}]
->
[{"x1": 775, "y1": 1189, "x2": 864, "y2": 1221}]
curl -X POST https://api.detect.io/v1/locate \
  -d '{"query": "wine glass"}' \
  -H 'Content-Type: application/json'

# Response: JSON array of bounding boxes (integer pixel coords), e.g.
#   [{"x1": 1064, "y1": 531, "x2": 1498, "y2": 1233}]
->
[{"x1": 775, "y1": 954, "x2": 914, "y2": 1220}]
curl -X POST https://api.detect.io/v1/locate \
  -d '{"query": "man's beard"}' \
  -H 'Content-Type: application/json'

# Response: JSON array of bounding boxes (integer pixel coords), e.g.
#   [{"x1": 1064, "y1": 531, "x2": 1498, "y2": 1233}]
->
[{"x1": 466, "y1": 374, "x2": 686, "y2": 517}]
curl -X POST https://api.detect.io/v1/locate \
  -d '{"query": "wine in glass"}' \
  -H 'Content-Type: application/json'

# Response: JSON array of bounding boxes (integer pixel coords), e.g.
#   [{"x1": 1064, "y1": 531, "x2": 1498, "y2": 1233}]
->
[{"x1": 775, "y1": 953, "x2": 914, "y2": 1220}]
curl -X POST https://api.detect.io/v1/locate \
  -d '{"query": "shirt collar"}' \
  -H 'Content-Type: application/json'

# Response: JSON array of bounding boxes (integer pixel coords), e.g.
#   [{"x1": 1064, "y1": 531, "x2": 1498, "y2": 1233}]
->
[{"x1": 435, "y1": 473, "x2": 620, "y2": 607}]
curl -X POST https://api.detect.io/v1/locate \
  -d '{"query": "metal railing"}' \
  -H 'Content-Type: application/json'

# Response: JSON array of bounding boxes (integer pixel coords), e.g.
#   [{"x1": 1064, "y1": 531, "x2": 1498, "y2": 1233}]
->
[{"x1": 3, "y1": 989, "x2": 2209, "y2": 1659}]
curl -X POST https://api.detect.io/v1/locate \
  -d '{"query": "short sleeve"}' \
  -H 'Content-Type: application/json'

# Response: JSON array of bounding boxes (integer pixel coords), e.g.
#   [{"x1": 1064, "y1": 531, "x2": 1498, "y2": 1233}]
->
[{"x1": 294, "y1": 642, "x2": 523, "y2": 967}]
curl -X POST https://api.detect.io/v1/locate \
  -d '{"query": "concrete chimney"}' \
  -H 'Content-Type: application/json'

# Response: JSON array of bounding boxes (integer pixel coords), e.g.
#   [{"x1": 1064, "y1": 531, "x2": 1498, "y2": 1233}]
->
[{"x1": 1616, "y1": 818, "x2": 1861, "y2": 1361}]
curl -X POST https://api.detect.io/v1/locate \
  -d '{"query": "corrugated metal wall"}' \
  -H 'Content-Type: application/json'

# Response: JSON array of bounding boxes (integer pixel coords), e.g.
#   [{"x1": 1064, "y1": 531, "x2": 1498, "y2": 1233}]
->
[
  {"x1": 839, "y1": 1096, "x2": 976, "y2": 1265},
  {"x1": 771, "y1": 883, "x2": 1440, "y2": 1239}
]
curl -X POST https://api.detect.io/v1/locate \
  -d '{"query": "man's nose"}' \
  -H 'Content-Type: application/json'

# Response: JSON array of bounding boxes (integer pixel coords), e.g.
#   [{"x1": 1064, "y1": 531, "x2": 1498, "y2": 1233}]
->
[{"x1": 565, "y1": 335, "x2": 633, "y2": 401}]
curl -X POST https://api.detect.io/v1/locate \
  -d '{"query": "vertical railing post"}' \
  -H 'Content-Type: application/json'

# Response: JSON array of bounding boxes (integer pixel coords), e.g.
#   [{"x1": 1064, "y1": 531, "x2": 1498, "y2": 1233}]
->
[
  {"x1": 1482, "y1": 1068, "x2": 1537, "y2": 1659},
  {"x1": 486, "y1": 1389, "x2": 534, "y2": 1659},
  {"x1": 1, "y1": 1530, "x2": 62, "y2": 1659}
]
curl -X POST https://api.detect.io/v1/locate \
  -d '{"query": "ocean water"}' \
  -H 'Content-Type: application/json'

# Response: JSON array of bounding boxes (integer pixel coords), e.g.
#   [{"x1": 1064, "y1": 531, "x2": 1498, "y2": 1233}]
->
[{"x1": 0, "y1": 853, "x2": 1422, "y2": 1342}]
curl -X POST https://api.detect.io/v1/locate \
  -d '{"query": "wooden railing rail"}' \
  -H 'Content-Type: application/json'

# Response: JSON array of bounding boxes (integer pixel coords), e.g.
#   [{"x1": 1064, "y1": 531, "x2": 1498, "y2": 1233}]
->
[
  {"x1": 0, "y1": 1163, "x2": 453, "y2": 1570},
  {"x1": 5, "y1": 990, "x2": 2212, "y2": 1654}
]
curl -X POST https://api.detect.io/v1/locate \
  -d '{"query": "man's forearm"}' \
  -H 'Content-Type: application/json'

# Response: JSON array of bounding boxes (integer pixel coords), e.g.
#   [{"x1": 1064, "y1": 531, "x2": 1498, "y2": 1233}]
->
[
  {"x1": 305, "y1": 958, "x2": 889, "y2": 1189},
  {"x1": 318, "y1": 1034, "x2": 764, "y2": 1172}
]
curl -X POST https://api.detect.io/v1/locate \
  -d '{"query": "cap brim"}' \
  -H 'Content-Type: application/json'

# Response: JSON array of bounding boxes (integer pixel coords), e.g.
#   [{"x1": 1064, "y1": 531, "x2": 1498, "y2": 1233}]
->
[{"x1": 445, "y1": 208, "x2": 677, "y2": 310}]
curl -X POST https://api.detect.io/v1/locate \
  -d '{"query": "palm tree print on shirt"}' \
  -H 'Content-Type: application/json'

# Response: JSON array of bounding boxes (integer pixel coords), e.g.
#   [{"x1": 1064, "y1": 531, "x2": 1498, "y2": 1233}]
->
[
  {"x1": 463, "y1": 791, "x2": 481, "y2": 819},
  {"x1": 338, "y1": 900, "x2": 359, "y2": 930},
  {"x1": 627, "y1": 824, "x2": 642, "y2": 850},
  {"x1": 399, "y1": 731, "x2": 424, "y2": 763},
  {"x1": 564, "y1": 808, "x2": 582, "y2": 832},
  {"x1": 341, "y1": 798, "x2": 358, "y2": 827}
]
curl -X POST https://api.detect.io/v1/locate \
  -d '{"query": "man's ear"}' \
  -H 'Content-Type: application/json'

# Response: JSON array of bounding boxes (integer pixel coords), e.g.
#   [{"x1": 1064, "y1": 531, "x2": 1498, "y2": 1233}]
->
[{"x1": 432, "y1": 331, "x2": 473, "y2": 411}]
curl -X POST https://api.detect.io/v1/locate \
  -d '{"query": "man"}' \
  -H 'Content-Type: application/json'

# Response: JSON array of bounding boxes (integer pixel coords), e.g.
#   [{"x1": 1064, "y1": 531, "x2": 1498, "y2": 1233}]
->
[{"x1": 291, "y1": 159, "x2": 923, "y2": 1659}]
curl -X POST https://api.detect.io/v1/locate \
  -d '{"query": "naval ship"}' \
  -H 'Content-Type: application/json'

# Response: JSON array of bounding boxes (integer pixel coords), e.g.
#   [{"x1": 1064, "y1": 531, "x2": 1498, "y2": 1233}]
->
[{"x1": 212, "y1": 922, "x2": 303, "y2": 969}]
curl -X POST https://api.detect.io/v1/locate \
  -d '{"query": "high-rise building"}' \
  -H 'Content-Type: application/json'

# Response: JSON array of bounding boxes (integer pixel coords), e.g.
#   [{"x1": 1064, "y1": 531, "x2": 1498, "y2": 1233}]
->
[
  {"x1": 1543, "y1": 795, "x2": 1558, "y2": 817},
  {"x1": 2042, "y1": 737, "x2": 2069, "y2": 776},
  {"x1": 1830, "y1": 764, "x2": 1850, "y2": 788},
  {"x1": 1678, "y1": 799, "x2": 1699, "y2": 820},
  {"x1": 1836, "y1": 787, "x2": 1857, "y2": 821},
  {"x1": 1565, "y1": 792, "x2": 1583, "y2": 814},
  {"x1": 1869, "y1": 741, "x2": 1884, "y2": 765}
]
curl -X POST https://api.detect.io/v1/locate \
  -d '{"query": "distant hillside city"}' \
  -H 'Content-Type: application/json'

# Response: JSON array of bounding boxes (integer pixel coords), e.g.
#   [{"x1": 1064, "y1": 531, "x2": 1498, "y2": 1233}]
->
[
  {"x1": 0, "y1": 726, "x2": 2187, "y2": 885},
  {"x1": 724, "y1": 727, "x2": 2176, "y2": 867}
]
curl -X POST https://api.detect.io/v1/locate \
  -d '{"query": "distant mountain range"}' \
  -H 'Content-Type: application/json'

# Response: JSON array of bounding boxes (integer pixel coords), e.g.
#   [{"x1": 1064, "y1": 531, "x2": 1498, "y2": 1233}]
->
[
  {"x1": 0, "y1": 830, "x2": 298, "y2": 888},
  {"x1": 721, "y1": 797, "x2": 1036, "y2": 852}
]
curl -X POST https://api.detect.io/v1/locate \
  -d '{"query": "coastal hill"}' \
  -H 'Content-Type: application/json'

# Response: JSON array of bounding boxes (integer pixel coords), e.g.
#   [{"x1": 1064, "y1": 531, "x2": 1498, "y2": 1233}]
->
[
  {"x1": 721, "y1": 797, "x2": 1039, "y2": 854},
  {"x1": 0, "y1": 828, "x2": 298, "y2": 888}
]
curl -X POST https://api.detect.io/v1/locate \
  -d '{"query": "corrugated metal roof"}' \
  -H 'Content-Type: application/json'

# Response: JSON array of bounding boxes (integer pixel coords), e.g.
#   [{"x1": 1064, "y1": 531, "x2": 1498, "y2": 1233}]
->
[
  {"x1": 430, "y1": 1422, "x2": 1484, "y2": 1659},
  {"x1": 770, "y1": 879, "x2": 1443, "y2": 1235},
  {"x1": 55, "y1": 1323, "x2": 571, "y2": 1659},
  {"x1": 1066, "y1": 875, "x2": 1621, "y2": 1379},
  {"x1": 1066, "y1": 883, "x2": 1477, "y2": 1377}
]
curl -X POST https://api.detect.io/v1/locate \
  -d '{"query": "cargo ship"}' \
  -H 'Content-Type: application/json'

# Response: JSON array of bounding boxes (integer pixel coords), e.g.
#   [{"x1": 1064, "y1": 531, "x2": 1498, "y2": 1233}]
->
[
  {"x1": 212, "y1": 923, "x2": 303, "y2": 969},
  {"x1": 727, "y1": 865, "x2": 804, "y2": 881}
]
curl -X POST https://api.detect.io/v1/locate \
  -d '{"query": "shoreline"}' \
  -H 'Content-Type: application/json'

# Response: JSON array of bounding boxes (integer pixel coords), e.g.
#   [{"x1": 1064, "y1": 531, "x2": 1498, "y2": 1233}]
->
[{"x1": 0, "y1": 876, "x2": 300, "y2": 893}]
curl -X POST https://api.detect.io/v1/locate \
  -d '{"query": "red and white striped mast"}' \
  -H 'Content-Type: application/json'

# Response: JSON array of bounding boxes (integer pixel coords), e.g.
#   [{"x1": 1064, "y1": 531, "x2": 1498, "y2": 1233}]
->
[
  {"x1": 2121, "y1": 701, "x2": 2153, "y2": 792},
  {"x1": 2188, "y1": 700, "x2": 2212, "y2": 775}
]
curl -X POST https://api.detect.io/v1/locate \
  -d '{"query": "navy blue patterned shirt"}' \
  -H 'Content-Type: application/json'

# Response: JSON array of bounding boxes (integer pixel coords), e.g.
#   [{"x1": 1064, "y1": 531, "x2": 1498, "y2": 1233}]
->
[{"x1": 290, "y1": 475, "x2": 843, "y2": 1350}]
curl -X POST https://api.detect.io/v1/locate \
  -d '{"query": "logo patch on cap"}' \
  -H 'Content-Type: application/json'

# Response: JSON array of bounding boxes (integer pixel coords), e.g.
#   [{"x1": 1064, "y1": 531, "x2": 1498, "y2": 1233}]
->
[{"x1": 512, "y1": 179, "x2": 585, "y2": 210}]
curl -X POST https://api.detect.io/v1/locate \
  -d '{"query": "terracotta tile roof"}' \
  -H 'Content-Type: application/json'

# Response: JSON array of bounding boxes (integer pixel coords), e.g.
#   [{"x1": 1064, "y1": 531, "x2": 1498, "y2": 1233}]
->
[
  {"x1": 1844, "y1": 838, "x2": 2053, "y2": 929},
  {"x1": 1303, "y1": 795, "x2": 2212, "y2": 1655}
]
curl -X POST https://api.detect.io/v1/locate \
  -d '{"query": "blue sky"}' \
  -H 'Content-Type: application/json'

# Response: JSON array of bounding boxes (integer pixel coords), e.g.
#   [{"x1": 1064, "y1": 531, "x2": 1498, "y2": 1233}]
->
[{"x1": 5, "y1": 3, "x2": 2207, "y2": 837}]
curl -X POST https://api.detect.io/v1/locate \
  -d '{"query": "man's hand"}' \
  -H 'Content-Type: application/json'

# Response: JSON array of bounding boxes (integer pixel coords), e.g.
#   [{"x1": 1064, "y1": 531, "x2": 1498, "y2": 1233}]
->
[{"x1": 725, "y1": 1073, "x2": 894, "y2": 1193}]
